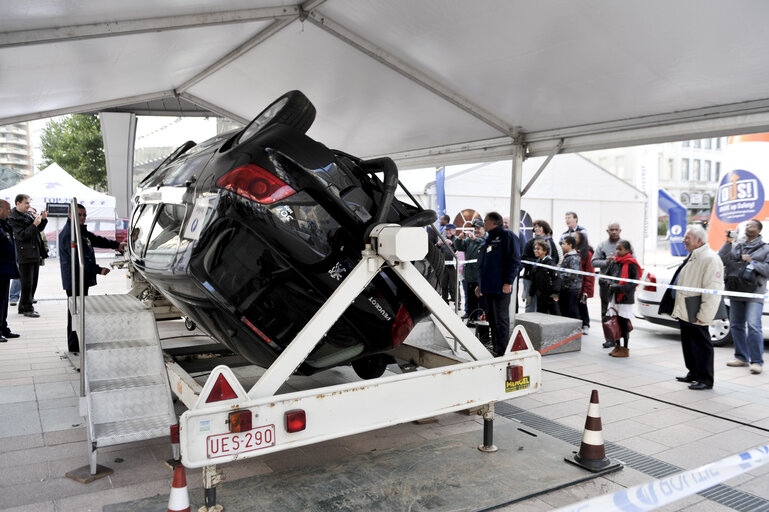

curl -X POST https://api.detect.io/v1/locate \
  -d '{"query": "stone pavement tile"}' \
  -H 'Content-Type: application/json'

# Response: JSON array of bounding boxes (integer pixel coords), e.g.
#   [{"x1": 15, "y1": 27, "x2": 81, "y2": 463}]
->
[
  {"x1": 639, "y1": 424, "x2": 711, "y2": 449},
  {"x1": 4, "y1": 472, "x2": 113, "y2": 509},
  {"x1": 2, "y1": 400, "x2": 37, "y2": 416},
  {"x1": 527, "y1": 477, "x2": 625, "y2": 509},
  {"x1": 634, "y1": 407, "x2": 698, "y2": 428},
  {"x1": 653, "y1": 441, "x2": 733, "y2": 468},
  {"x1": 694, "y1": 428, "x2": 769, "y2": 454},
  {"x1": 599, "y1": 418, "x2": 658, "y2": 442},
  {"x1": 106, "y1": 459, "x2": 174, "y2": 488},
  {"x1": 679, "y1": 499, "x2": 741, "y2": 511},
  {"x1": 3, "y1": 440, "x2": 88, "y2": 466},
  {"x1": 0, "y1": 433, "x2": 43, "y2": 454},
  {"x1": 0, "y1": 458, "x2": 49, "y2": 486},
  {"x1": 557, "y1": 413, "x2": 587, "y2": 432},
  {"x1": 35, "y1": 381, "x2": 78, "y2": 400},
  {"x1": 0, "y1": 376, "x2": 34, "y2": 386},
  {"x1": 0, "y1": 383, "x2": 36, "y2": 404},
  {"x1": 44, "y1": 427, "x2": 87, "y2": 446},
  {"x1": 4, "y1": 503, "x2": 55, "y2": 512},
  {"x1": 682, "y1": 395, "x2": 751, "y2": 414},
  {"x1": 530, "y1": 387, "x2": 586, "y2": 405},
  {"x1": 34, "y1": 371, "x2": 80, "y2": 385},
  {"x1": 654, "y1": 494, "x2": 712, "y2": 512},
  {"x1": 686, "y1": 415, "x2": 741, "y2": 434},
  {"x1": 600, "y1": 403, "x2": 646, "y2": 423},
  {"x1": 56, "y1": 480, "x2": 172, "y2": 512},
  {"x1": 735, "y1": 474, "x2": 769, "y2": 501},
  {"x1": 623, "y1": 397, "x2": 676, "y2": 414},
  {"x1": 726, "y1": 403, "x2": 769, "y2": 422},
  {"x1": 524, "y1": 400, "x2": 591, "y2": 421},
  {"x1": 38, "y1": 396, "x2": 79, "y2": 410},
  {"x1": 0, "y1": 410, "x2": 42, "y2": 437},
  {"x1": 1, "y1": 368, "x2": 68, "y2": 379},
  {"x1": 0, "y1": 361, "x2": 32, "y2": 372},
  {"x1": 494, "y1": 496, "x2": 553, "y2": 511},
  {"x1": 614, "y1": 435, "x2": 669, "y2": 456},
  {"x1": 39, "y1": 405, "x2": 84, "y2": 432}
]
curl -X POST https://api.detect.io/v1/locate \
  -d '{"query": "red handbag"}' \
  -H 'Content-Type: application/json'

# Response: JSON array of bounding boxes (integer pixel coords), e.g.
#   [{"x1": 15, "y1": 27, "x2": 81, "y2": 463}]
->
[{"x1": 602, "y1": 308, "x2": 625, "y2": 341}]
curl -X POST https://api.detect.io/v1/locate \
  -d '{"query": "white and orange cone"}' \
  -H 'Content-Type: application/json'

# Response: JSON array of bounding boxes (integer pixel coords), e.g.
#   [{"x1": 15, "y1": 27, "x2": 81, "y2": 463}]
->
[
  {"x1": 167, "y1": 465, "x2": 191, "y2": 512},
  {"x1": 565, "y1": 390, "x2": 622, "y2": 473}
]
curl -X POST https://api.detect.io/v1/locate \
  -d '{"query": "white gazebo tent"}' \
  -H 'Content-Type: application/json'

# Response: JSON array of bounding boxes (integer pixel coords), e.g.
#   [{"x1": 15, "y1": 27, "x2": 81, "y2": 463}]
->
[{"x1": 0, "y1": 162, "x2": 117, "y2": 254}]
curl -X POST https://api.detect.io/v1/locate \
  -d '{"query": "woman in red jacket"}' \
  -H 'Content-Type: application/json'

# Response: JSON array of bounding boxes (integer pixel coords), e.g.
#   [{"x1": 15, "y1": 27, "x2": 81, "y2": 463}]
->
[{"x1": 574, "y1": 231, "x2": 595, "y2": 335}]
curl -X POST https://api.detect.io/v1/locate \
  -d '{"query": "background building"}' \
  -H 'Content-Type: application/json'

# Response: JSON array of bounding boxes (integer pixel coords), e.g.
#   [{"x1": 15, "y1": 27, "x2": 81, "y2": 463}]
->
[{"x1": 0, "y1": 122, "x2": 33, "y2": 186}]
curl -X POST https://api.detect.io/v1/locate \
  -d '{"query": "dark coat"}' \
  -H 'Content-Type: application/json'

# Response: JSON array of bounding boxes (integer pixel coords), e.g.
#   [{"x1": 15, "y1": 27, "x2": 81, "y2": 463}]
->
[
  {"x1": 58, "y1": 219, "x2": 119, "y2": 290},
  {"x1": 0, "y1": 219, "x2": 19, "y2": 279},
  {"x1": 529, "y1": 255, "x2": 561, "y2": 298},
  {"x1": 601, "y1": 259, "x2": 638, "y2": 305},
  {"x1": 521, "y1": 236, "x2": 559, "y2": 279},
  {"x1": 9, "y1": 208, "x2": 48, "y2": 264},
  {"x1": 478, "y1": 226, "x2": 521, "y2": 295},
  {"x1": 454, "y1": 234, "x2": 486, "y2": 283}
]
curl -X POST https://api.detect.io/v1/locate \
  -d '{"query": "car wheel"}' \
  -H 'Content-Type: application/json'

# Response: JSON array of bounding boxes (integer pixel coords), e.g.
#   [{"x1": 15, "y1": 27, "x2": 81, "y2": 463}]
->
[
  {"x1": 238, "y1": 90, "x2": 316, "y2": 143},
  {"x1": 709, "y1": 317, "x2": 732, "y2": 347},
  {"x1": 352, "y1": 354, "x2": 389, "y2": 380}
]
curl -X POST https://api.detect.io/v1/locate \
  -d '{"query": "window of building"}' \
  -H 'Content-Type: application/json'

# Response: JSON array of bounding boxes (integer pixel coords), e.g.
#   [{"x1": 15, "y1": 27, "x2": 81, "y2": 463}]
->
[
  {"x1": 682, "y1": 141, "x2": 690, "y2": 147},
  {"x1": 693, "y1": 159, "x2": 701, "y2": 180},
  {"x1": 704, "y1": 160, "x2": 712, "y2": 181},
  {"x1": 682, "y1": 158, "x2": 690, "y2": 180},
  {"x1": 715, "y1": 162, "x2": 721, "y2": 181},
  {"x1": 693, "y1": 140, "x2": 701, "y2": 148},
  {"x1": 716, "y1": 137, "x2": 722, "y2": 149},
  {"x1": 704, "y1": 138, "x2": 712, "y2": 149},
  {"x1": 665, "y1": 158, "x2": 674, "y2": 180}
]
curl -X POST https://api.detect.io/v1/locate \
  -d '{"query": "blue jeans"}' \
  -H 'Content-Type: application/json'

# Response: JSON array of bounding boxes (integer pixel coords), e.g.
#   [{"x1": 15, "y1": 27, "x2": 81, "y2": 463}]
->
[
  {"x1": 9, "y1": 279, "x2": 20, "y2": 302},
  {"x1": 729, "y1": 300, "x2": 764, "y2": 366}
]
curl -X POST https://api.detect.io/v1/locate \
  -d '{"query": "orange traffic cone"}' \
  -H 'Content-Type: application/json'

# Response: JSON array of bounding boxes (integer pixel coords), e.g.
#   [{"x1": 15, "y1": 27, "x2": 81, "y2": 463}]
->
[
  {"x1": 565, "y1": 390, "x2": 622, "y2": 473},
  {"x1": 167, "y1": 465, "x2": 191, "y2": 512}
]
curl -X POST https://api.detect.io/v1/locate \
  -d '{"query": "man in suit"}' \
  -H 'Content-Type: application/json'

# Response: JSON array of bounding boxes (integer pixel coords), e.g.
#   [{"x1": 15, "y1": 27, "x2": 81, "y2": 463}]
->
[
  {"x1": 59, "y1": 204, "x2": 125, "y2": 353},
  {"x1": 0, "y1": 200, "x2": 20, "y2": 342},
  {"x1": 8, "y1": 194, "x2": 47, "y2": 318}
]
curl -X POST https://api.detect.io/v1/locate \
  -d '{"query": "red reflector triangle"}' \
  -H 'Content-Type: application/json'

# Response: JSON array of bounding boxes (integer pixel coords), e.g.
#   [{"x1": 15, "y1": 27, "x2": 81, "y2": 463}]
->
[
  {"x1": 206, "y1": 373, "x2": 238, "y2": 403},
  {"x1": 511, "y1": 331, "x2": 528, "y2": 352}
]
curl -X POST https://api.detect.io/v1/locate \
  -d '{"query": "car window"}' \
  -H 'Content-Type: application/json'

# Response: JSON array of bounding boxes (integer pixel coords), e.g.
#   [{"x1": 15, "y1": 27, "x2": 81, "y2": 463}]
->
[
  {"x1": 130, "y1": 204, "x2": 158, "y2": 258},
  {"x1": 145, "y1": 204, "x2": 186, "y2": 265},
  {"x1": 161, "y1": 153, "x2": 213, "y2": 187}
]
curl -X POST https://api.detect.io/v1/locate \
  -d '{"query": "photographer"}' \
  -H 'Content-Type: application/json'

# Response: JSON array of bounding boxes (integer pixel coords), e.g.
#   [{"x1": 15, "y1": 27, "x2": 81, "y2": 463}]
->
[
  {"x1": 718, "y1": 220, "x2": 769, "y2": 375},
  {"x1": 8, "y1": 194, "x2": 47, "y2": 318}
]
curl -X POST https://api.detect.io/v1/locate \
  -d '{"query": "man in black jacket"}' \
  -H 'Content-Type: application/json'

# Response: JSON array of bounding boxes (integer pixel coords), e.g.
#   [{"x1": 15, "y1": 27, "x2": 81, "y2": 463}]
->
[
  {"x1": 59, "y1": 204, "x2": 125, "y2": 353},
  {"x1": 9, "y1": 194, "x2": 47, "y2": 318},
  {"x1": 0, "y1": 200, "x2": 21, "y2": 341}
]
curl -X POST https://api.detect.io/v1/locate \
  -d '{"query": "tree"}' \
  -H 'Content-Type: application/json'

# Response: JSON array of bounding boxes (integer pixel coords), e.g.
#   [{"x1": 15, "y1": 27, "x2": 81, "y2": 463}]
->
[{"x1": 39, "y1": 114, "x2": 107, "y2": 189}]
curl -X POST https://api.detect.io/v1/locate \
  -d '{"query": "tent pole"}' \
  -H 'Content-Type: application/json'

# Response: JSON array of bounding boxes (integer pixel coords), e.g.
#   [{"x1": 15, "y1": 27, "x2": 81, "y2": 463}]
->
[
  {"x1": 509, "y1": 143, "x2": 523, "y2": 323},
  {"x1": 521, "y1": 139, "x2": 563, "y2": 196}
]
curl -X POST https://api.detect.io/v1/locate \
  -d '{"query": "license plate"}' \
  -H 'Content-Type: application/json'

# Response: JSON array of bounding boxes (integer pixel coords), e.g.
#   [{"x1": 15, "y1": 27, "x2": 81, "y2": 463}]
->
[{"x1": 207, "y1": 424, "x2": 276, "y2": 458}]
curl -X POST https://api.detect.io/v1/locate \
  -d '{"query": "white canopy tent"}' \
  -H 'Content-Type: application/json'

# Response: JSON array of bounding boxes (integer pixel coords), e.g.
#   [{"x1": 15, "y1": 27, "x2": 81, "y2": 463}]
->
[{"x1": 3, "y1": 1, "x2": 769, "y2": 228}]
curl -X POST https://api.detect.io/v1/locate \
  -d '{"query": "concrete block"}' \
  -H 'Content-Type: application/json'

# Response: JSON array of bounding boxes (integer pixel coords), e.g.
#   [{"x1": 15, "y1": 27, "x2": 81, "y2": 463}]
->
[{"x1": 514, "y1": 312, "x2": 582, "y2": 355}]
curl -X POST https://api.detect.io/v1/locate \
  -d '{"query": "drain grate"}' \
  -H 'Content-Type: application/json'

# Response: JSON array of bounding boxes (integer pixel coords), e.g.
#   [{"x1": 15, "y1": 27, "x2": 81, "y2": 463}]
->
[{"x1": 496, "y1": 401, "x2": 769, "y2": 512}]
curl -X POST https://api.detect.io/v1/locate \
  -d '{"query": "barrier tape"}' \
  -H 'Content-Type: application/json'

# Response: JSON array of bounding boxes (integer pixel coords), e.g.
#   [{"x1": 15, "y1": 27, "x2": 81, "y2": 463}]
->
[
  {"x1": 553, "y1": 444, "x2": 769, "y2": 512},
  {"x1": 445, "y1": 257, "x2": 765, "y2": 299}
]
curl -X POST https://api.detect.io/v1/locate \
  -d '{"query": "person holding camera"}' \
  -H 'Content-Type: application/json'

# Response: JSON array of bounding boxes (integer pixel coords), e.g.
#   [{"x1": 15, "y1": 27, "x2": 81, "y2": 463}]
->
[
  {"x1": 718, "y1": 219, "x2": 769, "y2": 375},
  {"x1": 8, "y1": 194, "x2": 47, "y2": 318}
]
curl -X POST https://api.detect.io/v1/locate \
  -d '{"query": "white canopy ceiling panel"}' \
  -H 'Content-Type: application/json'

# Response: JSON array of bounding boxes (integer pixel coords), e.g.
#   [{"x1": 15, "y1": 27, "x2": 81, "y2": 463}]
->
[
  {"x1": 319, "y1": 0, "x2": 769, "y2": 134},
  {"x1": 186, "y1": 21, "x2": 501, "y2": 157},
  {"x1": 0, "y1": 20, "x2": 271, "y2": 122}
]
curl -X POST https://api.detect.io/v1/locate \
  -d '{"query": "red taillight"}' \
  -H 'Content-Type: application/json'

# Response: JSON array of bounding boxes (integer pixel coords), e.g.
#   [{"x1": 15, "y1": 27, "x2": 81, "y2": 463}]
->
[
  {"x1": 285, "y1": 410, "x2": 306, "y2": 433},
  {"x1": 241, "y1": 316, "x2": 273, "y2": 343},
  {"x1": 391, "y1": 305, "x2": 413, "y2": 348},
  {"x1": 228, "y1": 410, "x2": 252, "y2": 433},
  {"x1": 216, "y1": 164, "x2": 295, "y2": 204},
  {"x1": 205, "y1": 373, "x2": 238, "y2": 403},
  {"x1": 644, "y1": 273, "x2": 657, "y2": 292}
]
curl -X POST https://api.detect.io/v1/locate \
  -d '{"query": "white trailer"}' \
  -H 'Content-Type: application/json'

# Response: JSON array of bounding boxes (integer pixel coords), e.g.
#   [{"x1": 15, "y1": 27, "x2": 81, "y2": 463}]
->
[{"x1": 172, "y1": 224, "x2": 542, "y2": 509}]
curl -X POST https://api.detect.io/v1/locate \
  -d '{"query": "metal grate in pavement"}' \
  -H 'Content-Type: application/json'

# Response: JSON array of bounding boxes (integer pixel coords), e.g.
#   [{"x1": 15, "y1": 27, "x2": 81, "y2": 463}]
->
[{"x1": 496, "y1": 401, "x2": 769, "y2": 512}]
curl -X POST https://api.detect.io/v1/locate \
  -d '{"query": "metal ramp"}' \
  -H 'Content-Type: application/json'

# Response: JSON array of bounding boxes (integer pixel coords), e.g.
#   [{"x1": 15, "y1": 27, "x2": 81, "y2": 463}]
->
[{"x1": 74, "y1": 294, "x2": 177, "y2": 475}]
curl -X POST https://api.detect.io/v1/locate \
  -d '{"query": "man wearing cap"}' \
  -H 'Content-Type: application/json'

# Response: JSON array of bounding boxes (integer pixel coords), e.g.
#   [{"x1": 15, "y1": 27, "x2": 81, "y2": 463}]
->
[
  {"x1": 455, "y1": 218, "x2": 487, "y2": 321},
  {"x1": 437, "y1": 223, "x2": 460, "y2": 308}
]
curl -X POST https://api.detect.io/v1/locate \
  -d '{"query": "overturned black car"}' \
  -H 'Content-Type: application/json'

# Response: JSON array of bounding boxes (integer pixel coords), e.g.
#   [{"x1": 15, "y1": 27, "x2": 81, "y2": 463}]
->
[{"x1": 130, "y1": 91, "x2": 443, "y2": 379}]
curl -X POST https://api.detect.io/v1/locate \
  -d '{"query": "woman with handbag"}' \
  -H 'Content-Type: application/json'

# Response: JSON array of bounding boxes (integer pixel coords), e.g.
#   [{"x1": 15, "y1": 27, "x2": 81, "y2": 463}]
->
[{"x1": 601, "y1": 240, "x2": 641, "y2": 357}]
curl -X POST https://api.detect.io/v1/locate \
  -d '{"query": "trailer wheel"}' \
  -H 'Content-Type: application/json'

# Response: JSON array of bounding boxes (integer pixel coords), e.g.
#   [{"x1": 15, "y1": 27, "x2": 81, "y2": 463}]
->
[
  {"x1": 184, "y1": 318, "x2": 196, "y2": 331},
  {"x1": 352, "y1": 355, "x2": 389, "y2": 380}
]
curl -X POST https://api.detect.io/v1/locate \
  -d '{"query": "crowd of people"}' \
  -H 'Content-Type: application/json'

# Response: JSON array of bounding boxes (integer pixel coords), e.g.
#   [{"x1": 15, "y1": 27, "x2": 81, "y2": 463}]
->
[{"x1": 0, "y1": 194, "x2": 124, "y2": 351}]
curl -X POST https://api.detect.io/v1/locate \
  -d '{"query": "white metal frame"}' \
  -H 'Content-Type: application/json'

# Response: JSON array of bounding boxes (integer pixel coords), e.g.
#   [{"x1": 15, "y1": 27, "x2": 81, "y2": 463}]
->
[{"x1": 178, "y1": 225, "x2": 541, "y2": 468}]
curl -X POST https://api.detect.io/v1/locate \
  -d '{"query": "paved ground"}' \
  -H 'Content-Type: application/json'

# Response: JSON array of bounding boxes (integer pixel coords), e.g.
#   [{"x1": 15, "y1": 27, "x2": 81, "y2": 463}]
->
[{"x1": 1, "y1": 257, "x2": 768, "y2": 511}]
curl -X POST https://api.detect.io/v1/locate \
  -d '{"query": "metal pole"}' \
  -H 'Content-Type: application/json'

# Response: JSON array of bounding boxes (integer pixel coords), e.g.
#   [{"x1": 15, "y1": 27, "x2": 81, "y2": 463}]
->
[
  {"x1": 71, "y1": 198, "x2": 86, "y2": 396},
  {"x1": 478, "y1": 403, "x2": 498, "y2": 453}
]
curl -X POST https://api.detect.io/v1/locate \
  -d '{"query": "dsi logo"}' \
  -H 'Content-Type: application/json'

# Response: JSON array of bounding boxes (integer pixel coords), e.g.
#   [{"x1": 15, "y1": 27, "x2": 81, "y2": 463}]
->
[{"x1": 715, "y1": 170, "x2": 764, "y2": 223}]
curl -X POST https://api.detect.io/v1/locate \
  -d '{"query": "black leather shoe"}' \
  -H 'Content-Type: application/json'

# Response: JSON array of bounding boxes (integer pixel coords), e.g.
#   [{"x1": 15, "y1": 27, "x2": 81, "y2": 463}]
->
[
  {"x1": 0, "y1": 336, "x2": 7, "y2": 343},
  {"x1": 676, "y1": 375, "x2": 695, "y2": 383},
  {"x1": 602, "y1": 340, "x2": 615, "y2": 348},
  {"x1": 2, "y1": 331, "x2": 20, "y2": 338},
  {"x1": 688, "y1": 382, "x2": 713, "y2": 390},
  {"x1": 23, "y1": 311, "x2": 40, "y2": 318}
]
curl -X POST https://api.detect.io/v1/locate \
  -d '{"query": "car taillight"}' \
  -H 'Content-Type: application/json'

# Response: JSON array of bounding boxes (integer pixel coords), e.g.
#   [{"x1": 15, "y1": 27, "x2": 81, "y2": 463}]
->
[
  {"x1": 216, "y1": 164, "x2": 295, "y2": 204},
  {"x1": 228, "y1": 410, "x2": 252, "y2": 433},
  {"x1": 391, "y1": 305, "x2": 413, "y2": 348},
  {"x1": 644, "y1": 273, "x2": 657, "y2": 292},
  {"x1": 285, "y1": 410, "x2": 306, "y2": 433}
]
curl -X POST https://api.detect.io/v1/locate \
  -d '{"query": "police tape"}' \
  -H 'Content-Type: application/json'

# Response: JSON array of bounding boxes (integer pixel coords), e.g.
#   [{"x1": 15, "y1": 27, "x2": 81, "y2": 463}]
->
[
  {"x1": 553, "y1": 444, "x2": 769, "y2": 512},
  {"x1": 520, "y1": 260, "x2": 769, "y2": 301}
]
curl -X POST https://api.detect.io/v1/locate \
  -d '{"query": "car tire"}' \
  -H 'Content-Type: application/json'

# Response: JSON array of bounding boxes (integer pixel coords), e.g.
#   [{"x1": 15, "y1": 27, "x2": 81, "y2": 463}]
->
[
  {"x1": 239, "y1": 90, "x2": 316, "y2": 142},
  {"x1": 352, "y1": 354, "x2": 389, "y2": 380},
  {"x1": 709, "y1": 317, "x2": 732, "y2": 347}
]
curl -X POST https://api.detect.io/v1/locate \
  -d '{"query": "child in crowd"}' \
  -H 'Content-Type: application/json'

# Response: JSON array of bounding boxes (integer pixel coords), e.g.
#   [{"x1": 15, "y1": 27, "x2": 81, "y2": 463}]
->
[
  {"x1": 529, "y1": 239, "x2": 561, "y2": 315},
  {"x1": 559, "y1": 235, "x2": 582, "y2": 319},
  {"x1": 601, "y1": 239, "x2": 641, "y2": 357}
]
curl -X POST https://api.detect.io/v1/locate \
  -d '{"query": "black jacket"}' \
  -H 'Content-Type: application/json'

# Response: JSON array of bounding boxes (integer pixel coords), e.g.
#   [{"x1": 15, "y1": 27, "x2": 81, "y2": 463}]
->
[
  {"x1": 58, "y1": 219, "x2": 119, "y2": 290},
  {"x1": 478, "y1": 226, "x2": 521, "y2": 294},
  {"x1": 601, "y1": 259, "x2": 638, "y2": 305},
  {"x1": 0, "y1": 219, "x2": 19, "y2": 279},
  {"x1": 9, "y1": 208, "x2": 47, "y2": 264}
]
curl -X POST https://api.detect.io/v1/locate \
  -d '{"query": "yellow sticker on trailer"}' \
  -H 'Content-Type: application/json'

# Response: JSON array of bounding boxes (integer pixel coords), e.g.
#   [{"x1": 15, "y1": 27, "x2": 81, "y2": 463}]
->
[{"x1": 505, "y1": 376, "x2": 530, "y2": 393}]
